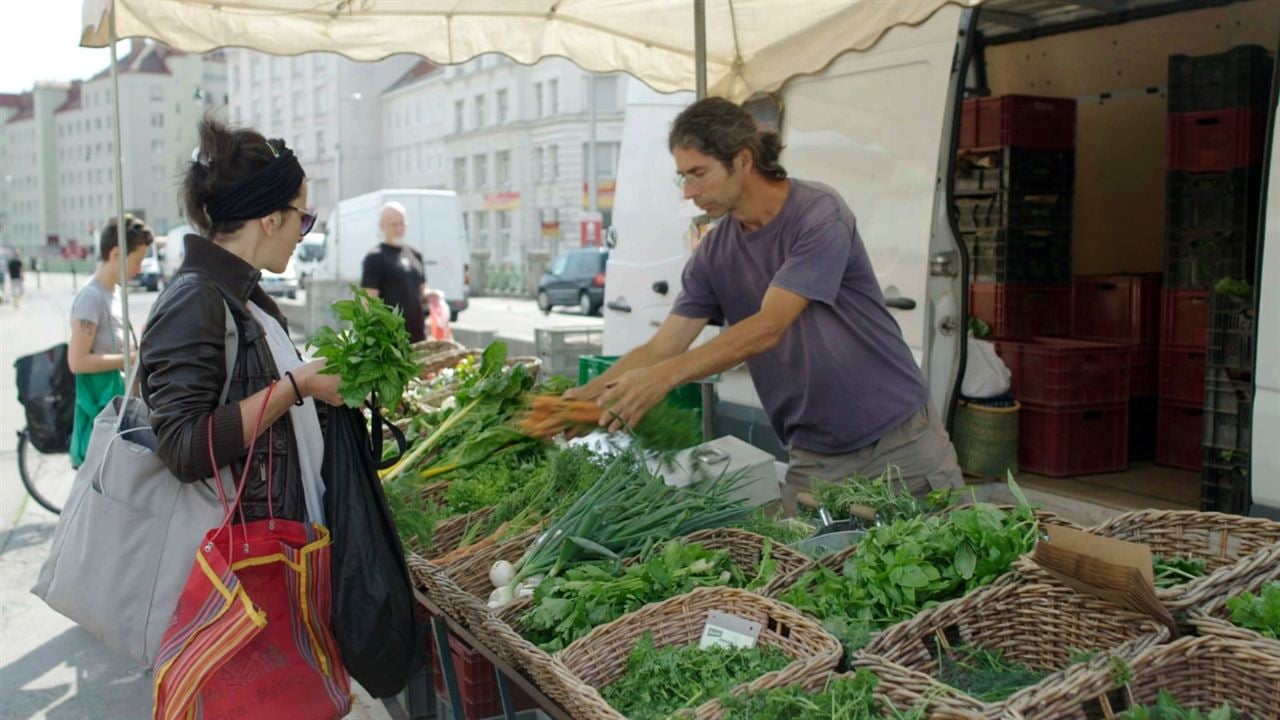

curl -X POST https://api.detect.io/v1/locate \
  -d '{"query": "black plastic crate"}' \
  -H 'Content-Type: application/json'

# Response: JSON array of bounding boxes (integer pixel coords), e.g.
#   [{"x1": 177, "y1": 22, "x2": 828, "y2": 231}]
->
[
  {"x1": 955, "y1": 191, "x2": 1073, "y2": 231},
  {"x1": 955, "y1": 147, "x2": 1076, "y2": 195},
  {"x1": 1202, "y1": 366, "x2": 1252, "y2": 453},
  {"x1": 1169, "y1": 45, "x2": 1275, "y2": 113},
  {"x1": 963, "y1": 229, "x2": 1071, "y2": 283},
  {"x1": 1167, "y1": 168, "x2": 1262, "y2": 235},
  {"x1": 1130, "y1": 395, "x2": 1157, "y2": 462},
  {"x1": 1207, "y1": 292, "x2": 1255, "y2": 371},
  {"x1": 1164, "y1": 227, "x2": 1256, "y2": 289},
  {"x1": 1200, "y1": 451, "x2": 1250, "y2": 515}
]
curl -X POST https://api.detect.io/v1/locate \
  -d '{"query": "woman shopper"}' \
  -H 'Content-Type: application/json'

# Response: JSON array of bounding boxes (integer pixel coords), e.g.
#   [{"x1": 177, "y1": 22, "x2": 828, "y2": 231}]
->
[
  {"x1": 67, "y1": 215, "x2": 154, "y2": 467},
  {"x1": 139, "y1": 117, "x2": 340, "y2": 524}
]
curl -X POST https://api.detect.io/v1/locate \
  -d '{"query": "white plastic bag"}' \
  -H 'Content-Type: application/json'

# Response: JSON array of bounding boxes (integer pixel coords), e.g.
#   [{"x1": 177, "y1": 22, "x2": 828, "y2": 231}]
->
[{"x1": 962, "y1": 338, "x2": 1012, "y2": 399}]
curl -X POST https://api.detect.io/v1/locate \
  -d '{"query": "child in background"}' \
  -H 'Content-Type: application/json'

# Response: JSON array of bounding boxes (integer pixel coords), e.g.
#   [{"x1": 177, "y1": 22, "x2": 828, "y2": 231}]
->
[{"x1": 426, "y1": 289, "x2": 452, "y2": 341}]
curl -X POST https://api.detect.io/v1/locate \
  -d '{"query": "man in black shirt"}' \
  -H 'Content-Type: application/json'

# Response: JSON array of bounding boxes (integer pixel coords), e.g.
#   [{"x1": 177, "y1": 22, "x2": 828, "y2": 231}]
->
[{"x1": 361, "y1": 202, "x2": 428, "y2": 342}]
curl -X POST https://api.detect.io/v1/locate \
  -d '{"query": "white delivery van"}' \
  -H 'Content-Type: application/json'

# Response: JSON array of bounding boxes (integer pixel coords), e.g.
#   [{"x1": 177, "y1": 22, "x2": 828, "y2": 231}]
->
[
  {"x1": 605, "y1": 0, "x2": 1280, "y2": 517},
  {"x1": 317, "y1": 189, "x2": 470, "y2": 320}
]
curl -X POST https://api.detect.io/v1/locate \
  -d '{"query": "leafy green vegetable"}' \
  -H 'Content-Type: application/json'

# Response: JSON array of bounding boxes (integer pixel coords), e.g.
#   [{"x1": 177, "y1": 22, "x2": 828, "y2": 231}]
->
[
  {"x1": 968, "y1": 316, "x2": 992, "y2": 339},
  {"x1": 1153, "y1": 556, "x2": 1207, "y2": 590},
  {"x1": 936, "y1": 645, "x2": 1048, "y2": 702},
  {"x1": 720, "y1": 669, "x2": 925, "y2": 720},
  {"x1": 509, "y1": 448, "x2": 754, "y2": 587},
  {"x1": 1213, "y1": 278, "x2": 1253, "y2": 300},
  {"x1": 1117, "y1": 689, "x2": 1237, "y2": 720},
  {"x1": 311, "y1": 286, "x2": 421, "y2": 407},
  {"x1": 522, "y1": 539, "x2": 778, "y2": 652},
  {"x1": 780, "y1": 480, "x2": 1038, "y2": 656},
  {"x1": 1226, "y1": 581, "x2": 1280, "y2": 639},
  {"x1": 811, "y1": 466, "x2": 955, "y2": 525},
  {"x1": 599, "y1": 633, "x2": 791, "y2": 720},
  {"x1": 737, "y1": 509, "x2": 816, "y2": 545}
]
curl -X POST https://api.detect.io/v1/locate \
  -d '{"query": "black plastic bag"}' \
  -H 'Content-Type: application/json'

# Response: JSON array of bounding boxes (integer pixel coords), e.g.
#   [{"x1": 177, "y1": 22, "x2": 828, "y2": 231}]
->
[
  {"x1": 14, "y1": 343, "x2": 75, "y2": 453},
  {"x1": 323, "y1": 403, "x2": 425, "y2": 698}
]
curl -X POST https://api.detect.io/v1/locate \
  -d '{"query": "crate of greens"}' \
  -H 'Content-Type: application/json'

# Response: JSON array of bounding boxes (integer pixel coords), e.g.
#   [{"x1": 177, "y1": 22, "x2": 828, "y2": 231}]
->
[
  {"x1": 1185, "y1": 543, "x2": 1280, "y2": 658},
  {"x1": 708, "y1": 662, "x2": 988, "y2": 720},
  {"x1": 1016, "y1": 509, "x2": 1280, "y2": 612},
  {"x1": 858, "y1": 578, "x2": 1168, "y2": 715},
  {"x1": 553, "y1": 586, "x2": 841, "y2": 720},
  {"x1": 1003, "y1": 634, "x2": 1280, "y2": 720}
]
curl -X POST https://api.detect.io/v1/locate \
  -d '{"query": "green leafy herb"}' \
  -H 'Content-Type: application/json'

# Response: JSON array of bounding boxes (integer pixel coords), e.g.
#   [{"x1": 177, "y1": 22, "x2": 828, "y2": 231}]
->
[
  {"x1": 1117, "y1": 689, "x2": 1237, "y2": 720},
  {"x1": 936, "y1": 645, "x2": 1049, "y2": 703},
  {"x1": 310, "y1": 286, "x2": 421, "y2": 407},
  {"x1": 600, "y1": 633, "x2": 791, "y2": 720},
  {"x1": 781, "y1": 479, "x2": 1038, "y2": 656},
  {"x1": 811, "y1": 466, "x2": 955, "y2": 525},
  {"x1": 522, "y1": 540, "x2": 752, "y2": 652},
  {"x1": 720, "y1": 669, "x2": 925, "y2": 720},
  {"x1": 1213, "y1": 278, "x2": 1253, "y2": 300},
  {"x1": 1226, "y1": 581, "x2": 1280, "y2": 639},
  {"x1": 737, "y1": 510, "x2": 816, "y2": 545},
  {"x1": 1153, "y1": 556, "x2": 1207, "y2": 590}
]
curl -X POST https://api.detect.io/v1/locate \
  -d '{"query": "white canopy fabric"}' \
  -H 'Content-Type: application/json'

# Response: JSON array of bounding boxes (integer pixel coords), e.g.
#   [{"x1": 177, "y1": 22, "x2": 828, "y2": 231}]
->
[{"x1": 82, "y1": 0, "x2": 982, "y2": 101}]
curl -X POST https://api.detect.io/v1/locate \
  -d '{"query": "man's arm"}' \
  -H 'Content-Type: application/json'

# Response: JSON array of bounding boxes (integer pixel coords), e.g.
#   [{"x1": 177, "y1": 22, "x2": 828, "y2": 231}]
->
[
  {"x1": 360, "y1": 252, "x2": 382, "y2": 298},
  {"x1": 596, "y1": 286, "x2": 809, "y2": 430},
  {"x1": 567, "y1": 313, "x2": 709, "y2": 401}
]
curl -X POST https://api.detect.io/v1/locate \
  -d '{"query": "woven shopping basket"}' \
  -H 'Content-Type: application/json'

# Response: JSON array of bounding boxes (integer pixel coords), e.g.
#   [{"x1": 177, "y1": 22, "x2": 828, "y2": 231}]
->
[
  {"x1": 1017, "y1": 509, "x2": 1280, "y2": 611},
  {"x1": 1004, "y1": 634, "x2": 1280, "y2": 719},
  {"x1": 699, "y1": 661, "x2": 989, "y2": 720},
  {"x1": 555, "y1": 586, "x2": 842, "y2": 720},
  {"x1": 859, "y1": 577, "x2": 1169, "y2": 717},
  {"x1": 1185, "y1": 541, "x2": 1280, "y2": 658}
]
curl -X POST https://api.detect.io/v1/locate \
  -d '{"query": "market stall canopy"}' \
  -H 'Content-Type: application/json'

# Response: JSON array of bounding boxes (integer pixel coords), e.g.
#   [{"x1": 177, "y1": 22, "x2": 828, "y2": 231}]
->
[{"x1": 81, "y1": 0, "x2": 984, "y2": 102}]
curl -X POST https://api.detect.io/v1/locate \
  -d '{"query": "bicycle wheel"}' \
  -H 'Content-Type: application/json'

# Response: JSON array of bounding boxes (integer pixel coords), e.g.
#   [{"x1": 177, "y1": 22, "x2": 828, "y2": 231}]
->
[{"x1": 16, "y1": 429, "x2": 72, "y2": 515}]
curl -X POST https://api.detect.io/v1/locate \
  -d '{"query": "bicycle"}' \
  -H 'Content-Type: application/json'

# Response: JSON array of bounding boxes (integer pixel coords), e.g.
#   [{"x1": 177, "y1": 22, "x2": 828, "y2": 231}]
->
[{"x1": 14, "y1": 343, "x2": 78, "y2": 515}]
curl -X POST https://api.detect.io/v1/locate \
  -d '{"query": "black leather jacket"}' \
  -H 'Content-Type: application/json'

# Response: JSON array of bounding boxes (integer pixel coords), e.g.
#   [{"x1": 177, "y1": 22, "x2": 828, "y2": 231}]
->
[{"x1": 140, "y1": 235, "x2": 308, "y2": 522}]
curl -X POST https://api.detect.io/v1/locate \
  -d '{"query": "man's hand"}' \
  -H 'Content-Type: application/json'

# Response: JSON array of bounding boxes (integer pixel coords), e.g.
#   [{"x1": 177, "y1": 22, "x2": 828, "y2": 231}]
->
[{"x1": 595, "y1": 366, "x2": 675, "y2": 433}]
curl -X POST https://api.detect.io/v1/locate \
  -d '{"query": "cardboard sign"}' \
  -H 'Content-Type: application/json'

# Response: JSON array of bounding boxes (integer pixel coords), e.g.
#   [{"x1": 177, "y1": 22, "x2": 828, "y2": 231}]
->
[{"x1": 699, "y1": 611, "x2": 761, "y2": 650}]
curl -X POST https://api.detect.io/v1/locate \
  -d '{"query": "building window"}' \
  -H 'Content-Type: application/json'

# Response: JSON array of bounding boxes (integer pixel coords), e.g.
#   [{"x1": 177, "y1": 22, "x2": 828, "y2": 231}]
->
[
  {"x1": 472, "y1": 154, "x2": 487, "y2": 191},
  {"x1": 474, "y1": 211, "x2": 489, "y2": 250},
  {"x1": 315, "y1": 89, "x2": 330, "y2": 116},
  {"x1": 271, "y1": 95, "x2": 284, "y2": 126},
  {"x1": 292, "y1": 89, "x2": 305, "y2": 119},
  {"x1": 454, "y1": 99, "x2": 465, "y2": 133},
  {"x1": 534, "y1": 82, "x2": 543, "y2": 118},
  {"x1": 150, "y1": 113, "x2": 165, "y2": 128},
  {"x1": 593, "y1": 76, "x2": 621, "y2": 112},
  {"x1": 495, "y1": 150, "x2": 511, "y2": 187},
  {"x1": 292, "y1": 55, "x2": 305, "y2": 76},
  {"x1": 548, "y1": 145, "x2": 558, "y2": 179},
  {"x1": 474, "y1": 95, "x2": 486, "y2": 128},
  {"x1": 496, "y1": 89, "x2": 509, "y2": 124},
  {"x1": 316, "y1": 130, "x2": 326, "y2": 157},
  {"x1": 496, "y1": 210, "x2": 511, "y2": 260},
  {"x1": 151, "y1": 85, "x2": 164, "y2": 101},
  {"x1": 453, "y1": 157, "x2": 467, "y2": 190},
  {"x1": 548, "y1": 79, "x2": 559, "y2": 114},
  {"x1": 582, "y1": 141, "x2": 620, "y2": 180}
]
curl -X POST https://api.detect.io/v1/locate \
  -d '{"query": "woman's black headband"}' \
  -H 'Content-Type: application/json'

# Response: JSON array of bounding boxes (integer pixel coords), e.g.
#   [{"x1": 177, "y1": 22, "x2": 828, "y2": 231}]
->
[{"x1": 203, "y1": 141, "x2": 305, "y2": 224}]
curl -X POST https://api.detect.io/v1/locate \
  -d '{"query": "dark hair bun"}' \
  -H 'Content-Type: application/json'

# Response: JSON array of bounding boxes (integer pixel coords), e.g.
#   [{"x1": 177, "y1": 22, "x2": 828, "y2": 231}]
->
[{"x1": 181, "y1": 116, "x2": 280, "y2": 236}]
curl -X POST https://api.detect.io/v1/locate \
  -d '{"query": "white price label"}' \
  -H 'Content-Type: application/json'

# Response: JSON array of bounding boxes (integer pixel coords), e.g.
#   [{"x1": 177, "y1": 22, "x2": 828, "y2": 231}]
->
[{"x1": 699, "y1": 611, "x2": 761, "y2": 650}]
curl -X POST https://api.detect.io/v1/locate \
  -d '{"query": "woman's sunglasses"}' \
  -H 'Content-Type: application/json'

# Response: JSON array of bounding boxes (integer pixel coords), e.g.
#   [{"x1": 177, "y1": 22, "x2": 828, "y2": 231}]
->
[{"x1": 287, "y1": 206, "x2": 318, "y2": 236}]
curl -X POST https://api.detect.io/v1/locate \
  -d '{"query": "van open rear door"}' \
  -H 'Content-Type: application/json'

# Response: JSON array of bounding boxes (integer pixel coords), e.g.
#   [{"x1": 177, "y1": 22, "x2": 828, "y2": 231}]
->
[{"x1": 779, "y1": 4, "x2": 973, "y2": 418}]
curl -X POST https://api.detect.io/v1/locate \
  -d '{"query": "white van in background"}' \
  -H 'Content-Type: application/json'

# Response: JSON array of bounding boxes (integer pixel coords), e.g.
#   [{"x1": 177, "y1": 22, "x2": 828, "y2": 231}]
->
[{"x1": 316, "y1": 189, "x2": 470, "y2": 320}]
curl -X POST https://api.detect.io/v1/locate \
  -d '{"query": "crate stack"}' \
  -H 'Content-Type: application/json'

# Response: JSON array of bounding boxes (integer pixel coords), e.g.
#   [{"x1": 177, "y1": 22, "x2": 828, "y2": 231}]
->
[
  {"x1": 1070, "y1": 273, "x2": 1163, "y2": 461},
  {"x1": 1157, "y1": 45, "x2": 1271, "y2": 493},
  {"x1": 960, "y1": 95, "x2": 1077, "y2": 338}
]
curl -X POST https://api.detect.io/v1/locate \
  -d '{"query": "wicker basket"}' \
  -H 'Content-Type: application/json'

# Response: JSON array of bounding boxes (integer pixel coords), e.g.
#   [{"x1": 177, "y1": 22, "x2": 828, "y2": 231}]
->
[
  {"x1": 411, "y1": 339, "x2": 466, "y2": 357},
  {"x1": 1018, "y1": 510, "x2": 1280, "y2": 611},
  {"x1": 953, "y1": 399, "x2": 1020, "y2": 478},
  {"x1": 555, "y1": 586, "x2": 842, "y2": 720},
  {"x1": 1185, "y1": 542, "x2": 1280, "y2": 658},
  {"x1": 859, "y1": 578, "x2": 1169, "y2": 716},
  {"x1": 699, "y1": 662, "x2": 990, "y2": 720},
  {"x1": 1004, "y1": 634, "x2": 1280, "y2": 719}
]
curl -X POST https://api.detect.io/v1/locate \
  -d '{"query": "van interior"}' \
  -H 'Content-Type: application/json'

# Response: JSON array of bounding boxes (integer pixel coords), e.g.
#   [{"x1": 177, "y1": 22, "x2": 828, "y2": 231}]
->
[{"x1": 962, "y1": 0, "x2": 1277, "y2": 518}]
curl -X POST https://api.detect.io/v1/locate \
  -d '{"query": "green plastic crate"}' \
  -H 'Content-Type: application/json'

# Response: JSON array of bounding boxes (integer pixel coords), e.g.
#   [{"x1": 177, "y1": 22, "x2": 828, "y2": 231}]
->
[{"x1": 578, "y1": 355, "x2": 703, "y2": 411}]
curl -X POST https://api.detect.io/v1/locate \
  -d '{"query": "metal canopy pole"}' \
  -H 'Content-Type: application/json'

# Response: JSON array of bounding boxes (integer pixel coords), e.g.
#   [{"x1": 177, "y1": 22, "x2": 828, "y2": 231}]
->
[
  {"x1": 694, "y1": 0, "x2": 716, "y2": 441},
  {"x1": 109, "y1": 3, "x2": 132, "y2": 377}
]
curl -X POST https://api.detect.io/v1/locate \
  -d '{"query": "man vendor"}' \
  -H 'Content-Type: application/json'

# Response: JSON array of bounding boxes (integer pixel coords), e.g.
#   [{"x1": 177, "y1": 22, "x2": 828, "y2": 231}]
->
[{"x1": 567, "y1": 97, "x2": 964, "y2": 512}]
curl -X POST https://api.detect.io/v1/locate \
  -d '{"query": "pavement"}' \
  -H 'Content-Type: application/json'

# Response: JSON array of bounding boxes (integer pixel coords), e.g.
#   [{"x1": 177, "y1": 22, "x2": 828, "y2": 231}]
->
[{"x1": 0, "y1": 274, "x2": 392, "y2": 720}]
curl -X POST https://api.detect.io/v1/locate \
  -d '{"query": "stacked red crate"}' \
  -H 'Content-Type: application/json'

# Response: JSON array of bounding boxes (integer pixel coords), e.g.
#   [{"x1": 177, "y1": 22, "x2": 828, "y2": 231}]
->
[
  {"x1": 1156, "y1": 289, "x2": 1210, "y2": 471},
  {"x1": 993, "y1": 338, "x2": 1130, "y2": 477}
]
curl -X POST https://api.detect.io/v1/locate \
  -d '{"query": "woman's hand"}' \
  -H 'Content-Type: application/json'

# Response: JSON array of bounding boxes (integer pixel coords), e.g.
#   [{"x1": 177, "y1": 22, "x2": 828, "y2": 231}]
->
[{"x1": 294, "y1": 359, "x2": 344, "y2": 407}]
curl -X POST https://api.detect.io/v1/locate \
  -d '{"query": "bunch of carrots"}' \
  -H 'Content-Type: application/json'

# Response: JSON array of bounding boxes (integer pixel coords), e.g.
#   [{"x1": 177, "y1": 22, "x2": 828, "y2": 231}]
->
[{"x1": 518, "y1": 395, "x2": 609, "y2": 438}]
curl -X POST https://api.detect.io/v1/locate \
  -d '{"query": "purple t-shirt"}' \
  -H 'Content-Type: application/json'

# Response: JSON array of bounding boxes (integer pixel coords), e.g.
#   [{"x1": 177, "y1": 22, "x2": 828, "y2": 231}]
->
[{"x1": 672, "y1": 179, "x2": 928, "y2": 454}]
